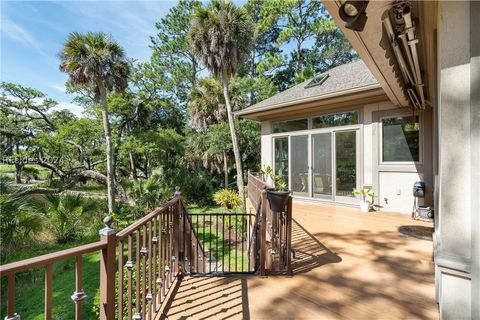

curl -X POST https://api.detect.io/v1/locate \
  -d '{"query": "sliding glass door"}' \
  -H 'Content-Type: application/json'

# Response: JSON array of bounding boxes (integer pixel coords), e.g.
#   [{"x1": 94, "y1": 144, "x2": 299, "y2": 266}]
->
[
  {"x1": 291, "y1": 135, "x2": 309, "y2": 196},
  {"x1": 312, "y1": 133, "x2": 332, "y2": 199},
  {"x1": 273, "y1": 127, "x2": 359, "y2": 203},
  {"x1": 274, "y1": 137, "x2": 288, "y2": 183},
  {"x1": 334, "y1": 130, "x2": 358, "y2": 202}
]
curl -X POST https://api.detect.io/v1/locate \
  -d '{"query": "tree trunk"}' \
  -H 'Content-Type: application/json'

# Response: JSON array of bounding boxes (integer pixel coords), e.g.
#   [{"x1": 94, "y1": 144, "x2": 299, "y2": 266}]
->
[
  {"x1": 223, "y1": 151, "x2": 228, "y2": 188},
  {"x1": 129, "y1": 152, "x2": 138, "y2": 181},
  {"x1": 221, "y1": 72, "x2": 245, "y2": 208},
  {"x1": 14, "y1": 163, "x2": 23, "y2": 184},
  {"x1": 99, "y1": 83, "x2": 116, "y2": 214}
]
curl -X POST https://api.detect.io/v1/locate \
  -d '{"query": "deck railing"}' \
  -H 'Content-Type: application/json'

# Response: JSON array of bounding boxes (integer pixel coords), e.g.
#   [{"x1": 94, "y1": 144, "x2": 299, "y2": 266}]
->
[
  {"x1": 0, "y1": 189, "x2": 206, "y2": 320},
  {"x1": 247, "y1": 172, "x2": 293, "y2": 276}
]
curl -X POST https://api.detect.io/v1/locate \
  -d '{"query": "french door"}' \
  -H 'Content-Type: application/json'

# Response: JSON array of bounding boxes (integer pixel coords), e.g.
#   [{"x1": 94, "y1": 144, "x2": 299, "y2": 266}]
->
[
  {"x1": 274, "y1": 129, "x2": 359, "y2": 203},
  {"x1": 312, "y1": 129, "x2": 359, "y2": 203}
]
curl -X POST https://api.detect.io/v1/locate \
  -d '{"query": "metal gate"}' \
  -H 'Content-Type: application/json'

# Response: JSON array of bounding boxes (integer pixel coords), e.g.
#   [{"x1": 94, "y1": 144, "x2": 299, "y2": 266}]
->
[{"x1": 186, "y1": 212, "x2": 257, "y2": 274}]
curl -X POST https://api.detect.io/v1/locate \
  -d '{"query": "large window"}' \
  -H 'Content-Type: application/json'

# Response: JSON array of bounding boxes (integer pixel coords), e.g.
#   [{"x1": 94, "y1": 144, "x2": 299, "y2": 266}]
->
[
  {"x1": 272, "y1": 119, "x2": 308, "y2": 133},
  {"x1": 312, "y1": 111, "x2": 358, "y2": 129},
  {"x1": 382, "y1": 115, "x2": 420, "y2": 162}
]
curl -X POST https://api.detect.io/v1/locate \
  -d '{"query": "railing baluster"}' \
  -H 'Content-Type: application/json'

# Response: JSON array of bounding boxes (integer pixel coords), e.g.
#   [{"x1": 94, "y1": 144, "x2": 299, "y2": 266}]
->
[
  {"x1": 135, "y1": 230, "x2": 140, "y2": 318},
  {"x1": 152, "y1": 217, "x2": 157, "y2": 313},
  {"x1": 215, "y1": 215, "x2": 219, "y2": 273},
  {"x1": 7, "y1": 273, "x2": 17, "y2": 319},
  {"x1": 235, "y1": 214, "x2": 238, "y2": 272},
  {"x1": 147, "y1": 221, "x2": 152, "y2": 320},
  {"x1": 229, "y1": 214, "x2": 232, "y2": 272},
  {"x1": 45, "y1": 264, "x2": 52, "y2": 320},
  {"x1": 117, "y1": 241, "x2": 124, "y2": 320},
  {"x1": 159, "y1": 214, "x2": 165, "y2": 303},
  {"x1": 72, "y1": 255, "x2": 86, "y2": 320},
  {"x1": 141, "y1": 224, "x2": 147, "y2": 320},
  {"x1": 127, "y1": 235, "x2": 133, "y2": 320}
]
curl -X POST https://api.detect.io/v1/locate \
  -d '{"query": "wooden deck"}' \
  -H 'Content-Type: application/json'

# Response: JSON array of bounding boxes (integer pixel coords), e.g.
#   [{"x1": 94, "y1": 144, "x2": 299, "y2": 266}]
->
[{"x1": 161, "y1": 201, "x2": 437, "y2": 319}]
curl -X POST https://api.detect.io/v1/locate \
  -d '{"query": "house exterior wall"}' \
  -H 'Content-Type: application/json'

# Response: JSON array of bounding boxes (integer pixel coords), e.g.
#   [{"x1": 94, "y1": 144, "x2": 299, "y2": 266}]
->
[
  {"x1": 259, "y1": 100, "x2": 434, "y2": 214},
  {"x1": 435, "y1": 2, "x2": 480, "y2": 318}
]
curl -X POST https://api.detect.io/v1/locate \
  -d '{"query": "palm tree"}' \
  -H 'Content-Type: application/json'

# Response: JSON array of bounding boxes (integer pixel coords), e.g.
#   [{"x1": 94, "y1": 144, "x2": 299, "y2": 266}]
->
[
  {"x1": 0, "y1": 182, "x2": 43, "y2": 256},
  {"x1": 36, "y1": 193, "x2": 95, "y2": 243},
  {"x1": 189, "y1": 0, "x2": 254, "y2": 206},
  {"x1": 59, "y1": 32, "x2": 130, "y2": 213}
]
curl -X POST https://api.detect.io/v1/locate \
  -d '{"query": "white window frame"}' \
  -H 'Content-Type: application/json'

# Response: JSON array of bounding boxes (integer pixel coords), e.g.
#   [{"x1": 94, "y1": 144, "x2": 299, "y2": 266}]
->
[{"x1": 379, "y1": 113, "x2": 423, "y2": 165}]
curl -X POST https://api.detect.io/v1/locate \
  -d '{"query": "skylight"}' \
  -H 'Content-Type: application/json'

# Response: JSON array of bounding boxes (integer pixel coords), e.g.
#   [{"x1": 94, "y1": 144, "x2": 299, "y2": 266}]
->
[{"x1": 305, "y1": 73, "x2": 329, "y2": 89}]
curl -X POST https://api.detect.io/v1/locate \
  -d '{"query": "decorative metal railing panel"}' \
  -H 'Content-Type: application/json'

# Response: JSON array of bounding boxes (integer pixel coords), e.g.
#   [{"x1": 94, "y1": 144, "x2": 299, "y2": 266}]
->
[{"x1": 187, "y1": 212, "x2": 256, "y2": 274}]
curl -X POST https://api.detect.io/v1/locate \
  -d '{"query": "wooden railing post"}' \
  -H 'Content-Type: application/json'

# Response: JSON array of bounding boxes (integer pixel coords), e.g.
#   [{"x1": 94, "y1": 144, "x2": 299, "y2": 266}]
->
[
  {"x1": 286, "y1": 196, "x2": 293, "y2": 276},
  {"x1": 99, "y1": 216, "x2": 116, "y2": 320},
  {"x1": 260, "y1": 190, "x2": 267, "y2": 276},
  {"x1": 173, "y1": 186, "x2": 181, "y2": 275}
]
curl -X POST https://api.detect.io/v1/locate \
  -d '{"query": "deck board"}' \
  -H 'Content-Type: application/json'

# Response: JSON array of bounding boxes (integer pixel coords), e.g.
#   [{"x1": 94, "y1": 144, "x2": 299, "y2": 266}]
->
[{"x1": 161, "y1": 201, "x2": 437, "y2": 319}]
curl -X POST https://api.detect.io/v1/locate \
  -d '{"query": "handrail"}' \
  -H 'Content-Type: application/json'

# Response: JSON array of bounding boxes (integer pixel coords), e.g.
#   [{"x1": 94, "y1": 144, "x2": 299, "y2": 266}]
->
[
  {"x1": 116, "y1": 197, "x2": 178, "y2": 240},
  {"x1": 0, "y1": 241, "x2": 106, "y2": 276}
]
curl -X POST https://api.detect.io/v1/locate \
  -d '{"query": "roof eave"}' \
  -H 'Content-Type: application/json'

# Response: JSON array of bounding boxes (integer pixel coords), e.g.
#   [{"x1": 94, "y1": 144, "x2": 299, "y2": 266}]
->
[{"x1": 236, "y1": 83, "x2": 385, "y2": 121}]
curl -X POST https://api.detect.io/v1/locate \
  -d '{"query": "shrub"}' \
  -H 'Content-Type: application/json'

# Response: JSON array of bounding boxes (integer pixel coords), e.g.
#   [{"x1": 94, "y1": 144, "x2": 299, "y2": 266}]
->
[
  {"x1": 36, "y1": 193, "x2": 95, "y2": 243},
  {"x1": 129, "y1": 177, "x2": 168, "y2": 212},
  {"x1": 0, "y1": 182, "x2": 44, "y2": 256},
  {"x1": 213, "y1": 189, "x2": 241, "y2": 209},
  {"x1": 22, "y1": 166, "x2": 40, "y2": 183}
]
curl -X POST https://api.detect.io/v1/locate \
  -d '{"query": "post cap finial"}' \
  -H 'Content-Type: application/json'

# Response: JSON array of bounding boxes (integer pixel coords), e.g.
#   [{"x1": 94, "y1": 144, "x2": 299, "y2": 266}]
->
[
  {"x1": 103, "y1": 216, "x2": 113, "y2": 227},
  {"x1": 174, "y1": 186, "x2": 181, "y2": 197},
  {"x1": 99, "y1": 215, "x2": 115, "y2": 236}
]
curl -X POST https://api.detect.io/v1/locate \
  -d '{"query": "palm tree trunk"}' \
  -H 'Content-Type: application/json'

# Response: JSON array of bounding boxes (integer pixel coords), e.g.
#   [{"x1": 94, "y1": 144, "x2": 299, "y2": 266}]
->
[
  {"x1": 223, "y1": 151, "x2": 228, "y2": 188},
  {"x1": 221, "y1": 73, "x2": 245, "y2": 208},
  {"x1": 99, "y1": 83, "x2": 116, "y2": 214},
  {"x1": 129, "y1": 152, "x2": 138, "y2": 181}
]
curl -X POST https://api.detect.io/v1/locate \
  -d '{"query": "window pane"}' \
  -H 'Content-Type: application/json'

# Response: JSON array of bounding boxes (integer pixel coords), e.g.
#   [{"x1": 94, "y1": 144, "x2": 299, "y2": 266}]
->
[
  {"x1": 274, "y1": 137, "x2": 289, "y2": 185},
  {"x1": 312, "y1": 111, "x2": 358, "y2": 129},
  {"x1": 272, "y1": 119, "x2": 308, "y2": 133},
  {"x1": 382, "y1": 116, "x2": 420, "y2": 162},
  {"x1": 335, "y1": 131, "x2": 357, "y2": 198},
  {"x1": 312, "y1": 133, "x2": 332, "y2": 199},
  {"x1": 291, "y1": 135, "x2": 309, "y2": 196}
]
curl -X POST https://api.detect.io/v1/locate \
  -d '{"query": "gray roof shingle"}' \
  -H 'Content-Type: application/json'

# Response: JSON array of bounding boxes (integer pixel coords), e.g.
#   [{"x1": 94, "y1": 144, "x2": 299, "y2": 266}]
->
[{"x1": 238, "y1": 60, "x2": 379, "y2": 115}]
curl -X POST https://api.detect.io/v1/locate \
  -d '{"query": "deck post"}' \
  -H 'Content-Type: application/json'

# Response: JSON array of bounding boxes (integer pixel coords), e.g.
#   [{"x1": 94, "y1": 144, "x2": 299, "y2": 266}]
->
[
  {"x1": 286, "y1": 196, "x2": 293, "y2": 276},
  {"x1": 174, "y1": 186, "x2": 181, "y2": 275},
  {"x1": 260, "y1": 190, "x2": 267, "y2": 276},
  {"x1": 99, "y1": 216, "x2": 116, "y2": 320}
]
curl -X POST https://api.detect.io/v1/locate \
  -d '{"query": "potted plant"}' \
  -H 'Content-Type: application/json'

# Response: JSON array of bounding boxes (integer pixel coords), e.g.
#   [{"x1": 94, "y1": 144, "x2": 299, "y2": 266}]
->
[
  {"x1": 353, "y1": 188, "x2": 376, "y2": 212},
  {"x1": 261, "y1": 166, "x2": 290, "y2": 212}
]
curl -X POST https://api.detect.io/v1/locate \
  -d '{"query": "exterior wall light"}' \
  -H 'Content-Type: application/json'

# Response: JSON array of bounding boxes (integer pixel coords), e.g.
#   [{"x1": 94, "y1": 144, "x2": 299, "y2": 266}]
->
[{"x1": 339, "y1": 0, "x2": 369, "y2": 31}]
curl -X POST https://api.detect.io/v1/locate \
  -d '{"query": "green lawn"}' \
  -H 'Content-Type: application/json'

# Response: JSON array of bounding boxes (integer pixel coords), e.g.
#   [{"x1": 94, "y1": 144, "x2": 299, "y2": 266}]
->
[
  {"x1": 0, "y1": 234, "x2": 102, "y2": 319},
  {"x1": 187, "y1": 205, "x2": 250, "y2": 272},
  {"x1": 0, "y1": 164, "x2": 51, "y2": 181}
]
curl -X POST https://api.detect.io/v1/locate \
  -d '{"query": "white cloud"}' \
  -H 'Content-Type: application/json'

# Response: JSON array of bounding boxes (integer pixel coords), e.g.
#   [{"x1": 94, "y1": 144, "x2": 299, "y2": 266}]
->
[
  {"x1": 1, "y1": 18, "x2": 40, "y2": 49},
  {"x1": 52, "y1": 102, "x2": 85, "y2": 117},
  {"x1": 51, "y1": 84, "x2": 67, "y2": 93}
]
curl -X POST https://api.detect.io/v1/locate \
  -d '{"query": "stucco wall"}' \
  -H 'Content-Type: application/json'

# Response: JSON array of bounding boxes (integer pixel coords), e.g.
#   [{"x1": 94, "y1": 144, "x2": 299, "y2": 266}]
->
[{"x1": 435, "y1": 1, "x2": 479, "y2": 318}]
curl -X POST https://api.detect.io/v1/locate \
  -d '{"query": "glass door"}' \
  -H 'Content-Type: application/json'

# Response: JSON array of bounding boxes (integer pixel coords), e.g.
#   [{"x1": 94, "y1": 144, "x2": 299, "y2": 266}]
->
[
  {"x1": 274, "y1": 137, "x2": 289, "y2": 183},
  {"x1": 334, "y1": 130, "x2": 359, "y2": 202},
  {"x1": 290, "y1": 135, "x2": 309, "y2": 196},
  {"x1": 312, "y1": 133, "x2": 332, "y2": 200}
]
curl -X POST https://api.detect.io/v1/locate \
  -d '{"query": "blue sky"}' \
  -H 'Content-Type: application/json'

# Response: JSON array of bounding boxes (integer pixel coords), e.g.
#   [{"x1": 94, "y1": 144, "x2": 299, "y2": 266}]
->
[{"x1": 1, "y1": 1, "x2": 178, "y2": 116}]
